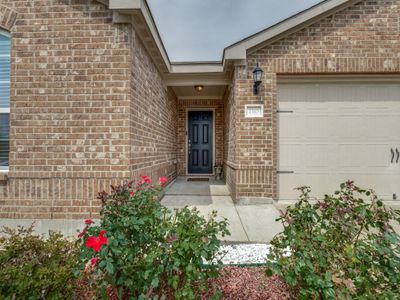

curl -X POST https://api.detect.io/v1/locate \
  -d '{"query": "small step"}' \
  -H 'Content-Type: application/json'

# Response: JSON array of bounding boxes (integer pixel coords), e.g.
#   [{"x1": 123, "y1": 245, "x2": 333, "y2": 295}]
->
[{"x1": 187, "y1": 177, "x2": 210, "y2": 182}]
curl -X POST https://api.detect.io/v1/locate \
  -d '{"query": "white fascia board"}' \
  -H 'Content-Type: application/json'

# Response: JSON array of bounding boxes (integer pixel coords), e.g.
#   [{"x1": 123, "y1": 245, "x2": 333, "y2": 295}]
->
[
  {"x1": 109, "y1": 0, "x2": 141, "y2": 9},
  {"x1": 139, "y1": 0, "x2": 171, "y2": 72},
  {"x1": 224, "y1": 46, "x2": 246, "y2": 60},
  {"x1": 170, "y1": 63, "x2": 224, "y2": 74},
  {"x1": 224, "y1": 0, "x2": 358, "y2": 60},
  {"x1": 109, "y1": 0, "x2": 171, "y2": 72}
]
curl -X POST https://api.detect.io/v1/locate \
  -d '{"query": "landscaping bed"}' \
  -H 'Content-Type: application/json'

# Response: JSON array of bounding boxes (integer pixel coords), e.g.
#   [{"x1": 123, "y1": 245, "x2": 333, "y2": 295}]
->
[
  {"x1": 1, "y1": 179, "x2": 399, "y2": 299},
  {"x1": 203, "y1": 267, "x2": 295, "y2": 300},
  {"x1": 76, "y1": 267, "x2": 295, "y2": 300}
]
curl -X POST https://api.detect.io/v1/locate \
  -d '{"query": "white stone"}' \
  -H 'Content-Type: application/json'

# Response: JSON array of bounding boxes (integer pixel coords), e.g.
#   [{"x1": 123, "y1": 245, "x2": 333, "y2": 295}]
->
[{"x1": 207, "y1": 243, "x2": 272, "y2": 265}]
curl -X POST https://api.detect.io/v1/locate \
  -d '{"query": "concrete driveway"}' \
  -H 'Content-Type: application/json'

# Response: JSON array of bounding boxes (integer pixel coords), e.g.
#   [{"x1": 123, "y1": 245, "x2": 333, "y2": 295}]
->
[{"x1": 161, "y1": 177, "x2": 284, "y2": 243}]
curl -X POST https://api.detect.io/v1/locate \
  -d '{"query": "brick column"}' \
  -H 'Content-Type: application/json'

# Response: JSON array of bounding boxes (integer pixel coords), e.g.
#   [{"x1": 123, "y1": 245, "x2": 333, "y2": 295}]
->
[{"x1": 225, "y1": 61, "x2": 277, "y2": 203}]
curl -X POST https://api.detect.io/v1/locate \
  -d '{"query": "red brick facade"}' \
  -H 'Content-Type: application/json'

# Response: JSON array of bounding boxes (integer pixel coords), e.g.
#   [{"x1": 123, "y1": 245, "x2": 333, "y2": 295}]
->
[
  {"x1": 0, "y1": 0, "x2": 399, "y2": 218},
  {"x1": 223, "y1": 65, "x2": 275, "y2": 202},
  {"x1": 129, "y1": 31, "x2": 178, "y2": 181},
  {"x1": 0, "y1": 0, "x2": 178, "y2": 218},
  {"x1": 227, "y1": 0, "x2": 400, "y2": 201}
]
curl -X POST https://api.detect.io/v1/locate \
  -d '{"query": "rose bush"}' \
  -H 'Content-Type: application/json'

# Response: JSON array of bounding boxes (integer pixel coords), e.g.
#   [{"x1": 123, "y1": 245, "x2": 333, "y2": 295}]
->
[
  {"x1": 266, "y1": 181, "x2": 400, "y2": 299},
  {"x1": 76, "y1": 176, "x2": 229, "y2": 299}
]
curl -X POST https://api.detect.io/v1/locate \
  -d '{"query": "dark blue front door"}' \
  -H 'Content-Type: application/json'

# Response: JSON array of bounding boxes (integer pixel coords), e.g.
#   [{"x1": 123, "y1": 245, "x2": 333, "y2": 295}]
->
[{"x1": 188, "y1": 111, "x2": 213, "y2": 174}]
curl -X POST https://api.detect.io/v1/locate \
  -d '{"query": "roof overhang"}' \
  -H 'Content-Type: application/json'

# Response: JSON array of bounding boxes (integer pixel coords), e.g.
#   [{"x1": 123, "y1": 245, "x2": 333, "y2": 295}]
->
[
  {"x1": 223, "y1": 0, "x2": 361, "y2": 60},
  {"x1": 107, "y1": 0, "x2": 171, "y2": 73},
  {"x1": 99, "y1": 0, "x2": 361, "y2": 82}
]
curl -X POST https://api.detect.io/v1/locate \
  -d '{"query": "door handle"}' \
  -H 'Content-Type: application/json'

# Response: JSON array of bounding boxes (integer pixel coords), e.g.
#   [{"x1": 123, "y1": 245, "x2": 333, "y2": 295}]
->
[
  {"x1": 391, "y1": 148, "x2": 395, "y2": 163},
  {"x1": 396, "y1": 148, "x2": 400, "y2": 164}
]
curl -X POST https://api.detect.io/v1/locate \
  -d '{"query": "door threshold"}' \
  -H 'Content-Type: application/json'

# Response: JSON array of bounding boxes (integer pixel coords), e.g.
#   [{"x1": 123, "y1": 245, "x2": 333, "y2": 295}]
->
[{"x1": 187, "y1": 177, "x2": 210, "y2": 182}]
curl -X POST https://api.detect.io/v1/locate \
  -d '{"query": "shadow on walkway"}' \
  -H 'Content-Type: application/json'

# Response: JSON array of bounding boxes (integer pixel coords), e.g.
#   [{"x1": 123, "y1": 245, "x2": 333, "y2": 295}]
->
[{"x1": 161, "y1": 177, "x2": 283, "y2": 243}]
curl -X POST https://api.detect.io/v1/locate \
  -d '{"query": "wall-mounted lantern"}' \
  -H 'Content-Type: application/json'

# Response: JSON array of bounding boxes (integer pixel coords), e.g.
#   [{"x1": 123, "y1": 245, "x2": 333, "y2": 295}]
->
[
  {"x1": 252, "y1": 63, "x2": 263, "y2": 95},
  {"x1": 194, "y1": 85, "x2": 204, "y2": 92}
]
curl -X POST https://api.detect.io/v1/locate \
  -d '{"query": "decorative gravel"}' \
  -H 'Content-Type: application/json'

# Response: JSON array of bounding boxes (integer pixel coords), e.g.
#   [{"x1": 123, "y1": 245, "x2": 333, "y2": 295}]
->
[{"x1": 209, "y1": 243, "x2": 272, "y2": 265}]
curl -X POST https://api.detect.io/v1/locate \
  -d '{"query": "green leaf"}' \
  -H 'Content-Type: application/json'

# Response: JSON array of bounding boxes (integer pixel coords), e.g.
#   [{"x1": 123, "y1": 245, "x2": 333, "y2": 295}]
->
[
  {"x1": 105, "y1": 262, "x2": 115, "y2": 275},
  {"x1": 266, "y1": 269, "x2": 273, "y2": 277},
  {"x1": 151, "y1": 277, "x2": 159, "y2": 288}
]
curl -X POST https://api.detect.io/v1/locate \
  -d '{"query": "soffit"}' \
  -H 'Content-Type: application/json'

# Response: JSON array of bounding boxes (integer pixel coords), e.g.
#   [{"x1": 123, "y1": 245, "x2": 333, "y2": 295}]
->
[{"x1": 172, "y1": 85, "x2": 227, "y2": 100}]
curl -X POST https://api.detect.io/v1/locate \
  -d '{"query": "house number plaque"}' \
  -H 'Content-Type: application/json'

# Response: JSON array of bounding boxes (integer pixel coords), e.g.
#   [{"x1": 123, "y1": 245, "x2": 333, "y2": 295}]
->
[{"x1": 245, "y1": 104, "x2": 263, "y2": 118}]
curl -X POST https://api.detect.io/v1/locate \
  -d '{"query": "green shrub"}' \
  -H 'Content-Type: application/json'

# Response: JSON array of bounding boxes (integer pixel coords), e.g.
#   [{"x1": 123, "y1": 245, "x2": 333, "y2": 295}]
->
[
  {"x1": 0, "y1": 226, "x2": 79, "y2": 300},
  {"x1": 76, "y1": 176, "x2": 229, "y2": 299},
  {"x1": 266, "y1": 181, "x2": 400, "y2": 300},
  {"x1": 164, "y1": 207, "x2": 227, "y2": 299}
]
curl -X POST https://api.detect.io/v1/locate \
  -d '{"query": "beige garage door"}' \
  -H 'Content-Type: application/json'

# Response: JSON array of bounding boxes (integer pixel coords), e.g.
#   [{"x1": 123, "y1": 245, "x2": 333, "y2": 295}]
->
[{"x1": 278, "y1": 79, "x2": 400, "y2": 201}]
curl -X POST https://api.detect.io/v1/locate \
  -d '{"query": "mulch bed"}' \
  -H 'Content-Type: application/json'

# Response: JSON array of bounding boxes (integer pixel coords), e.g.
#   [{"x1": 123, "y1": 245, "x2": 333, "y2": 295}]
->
[
  {"x1": 76, "y1": 266, "x2": 296, "y2": 299},
  {"x1": 203, "y1": 267, "x2": 296, "y2": 300}
]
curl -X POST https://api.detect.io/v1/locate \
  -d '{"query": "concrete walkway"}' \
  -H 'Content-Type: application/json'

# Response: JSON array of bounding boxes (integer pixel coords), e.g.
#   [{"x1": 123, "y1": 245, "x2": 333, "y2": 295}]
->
[{"x1": 161, "y1": 177, "x2": 283, "y2": 242}]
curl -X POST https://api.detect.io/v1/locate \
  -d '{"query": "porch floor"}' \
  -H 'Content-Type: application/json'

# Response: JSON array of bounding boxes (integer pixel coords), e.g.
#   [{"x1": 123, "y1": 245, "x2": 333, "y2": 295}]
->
[{"x1": 161, "y1": 177, "x2": 283, "y2": 243}]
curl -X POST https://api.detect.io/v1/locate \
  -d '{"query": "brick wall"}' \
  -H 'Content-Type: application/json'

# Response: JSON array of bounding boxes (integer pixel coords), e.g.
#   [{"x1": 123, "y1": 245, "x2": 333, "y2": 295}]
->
[
  {"x1": 177, "y1": 99, "x2": 223, "y2": 176},
  {"x1": 229, "y1": 0, "x2": 400, "y2": 201},
  {"x1": 223, "y1": 73, "x2": 236, "y2": 198},
  {"x1": 129, "y1": 31, "x2": 178, "y2": 182},
  {"x1": 0, "y1": 0, "x2": 178, "y2": 219},
  {"x1": 1, "y1": 0, "x2": 399, "y2": 216},
  {"x1": 223, "y1": 65, "x2": 275, "y2": 202}
]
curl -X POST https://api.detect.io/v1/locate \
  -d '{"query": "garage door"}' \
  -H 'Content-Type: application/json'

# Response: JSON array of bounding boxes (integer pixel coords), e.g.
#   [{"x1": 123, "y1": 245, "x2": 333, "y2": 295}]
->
[{"x1": 278, "y1": 79, "x2": 400, "y2": 201}]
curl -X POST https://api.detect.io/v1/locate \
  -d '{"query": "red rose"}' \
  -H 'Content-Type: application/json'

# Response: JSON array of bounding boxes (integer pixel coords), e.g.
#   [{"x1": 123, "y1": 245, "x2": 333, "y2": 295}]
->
[
  {"x1": 84, "y1": 219, "x2": 93, "y2": 225},
  {"x1": 90, "y1": 257, "x2": 99, "y2": 266},
  {"x1": 130, "y1": 191, "x2": 135, "y2": 197},
  {"x1": 86, "y1": 231, "x2": 108, "y2": 252},
  {"x1": 159, "y1": 177, "x2": 168, "y2": 186},
  {"x1": 139, "y1": 175, "x2": 151, "y2": 184},
  {"x1": 78, "y1": 227, "x2": 87, "y2": 238}
]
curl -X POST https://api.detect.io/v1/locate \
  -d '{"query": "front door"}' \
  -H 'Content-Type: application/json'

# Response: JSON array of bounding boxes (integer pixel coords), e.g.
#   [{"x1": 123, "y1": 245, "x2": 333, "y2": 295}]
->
[{"x1": 188, "y1": 111, "x2": 213, "y2": 174}]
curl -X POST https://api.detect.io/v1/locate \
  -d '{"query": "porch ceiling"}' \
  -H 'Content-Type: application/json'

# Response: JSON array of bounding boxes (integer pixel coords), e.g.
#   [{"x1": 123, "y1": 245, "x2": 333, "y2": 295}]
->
[{"x1": 171, "y1": 85, "x2": 227, "y2": 100}]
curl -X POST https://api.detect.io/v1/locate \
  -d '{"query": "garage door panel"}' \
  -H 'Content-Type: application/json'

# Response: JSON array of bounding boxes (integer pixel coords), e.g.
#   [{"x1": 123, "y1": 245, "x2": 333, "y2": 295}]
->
[
  {"x1": 302, "y1": 144, "x2": 331, "y2": 169},
  {"x1": 280, "y1": 173, "x2": 400, "y2": 201},
  {"x1": 335, "y1": 144, "x2": 390, "y2": 170},
  {"x1": 364, "y1": 115, "x2": 398, "y2": 139},
  {"x1": 278, "y1": 81, "x2": 400, "y2": 201},
  {"x1": 279, "y1": 117, "x2": 304, "y2": 139},
  {"x1": 279, "y1": 144, "x2": 301, "y2": 167},
  {"x1": 346, "y1": 174, "x2": 399, "y2": 199},
  {"x1": 279, "y1": 174, "x2": 332, "y2": 200},
  {"x1": 359, "y1": 144, "x2": 393, "y2": 168},
  {"x1": 334, "y1": 116, "x2": 364, "y2": 138},
  {"x1": 304, "y1": 116, "x2": 331, "y2": 139},
  {"x1": 336, "y1": 144, "x2": 366, "y2": 169},
  {"x1": 278, "y1": 83, "x2": 400, "y2": 102}
]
